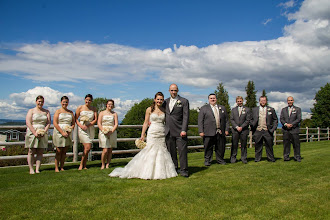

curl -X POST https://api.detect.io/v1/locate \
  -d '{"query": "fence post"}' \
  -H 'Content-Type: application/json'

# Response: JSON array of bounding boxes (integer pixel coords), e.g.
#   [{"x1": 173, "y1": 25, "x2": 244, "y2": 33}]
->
[
  {"x1": 317, "y1": 127, "x2": 320, "y2": 141},
  {"x1": 273, "y1": 130, "x2": 277, "y2": 145},
  {"x1": 249, "y1": 130, "x2": 253, "y2": 148},
  {"x1": 73, "y1": 123, "x2": 78, "y2": 162},
  {"x1": 306, "y1": 127, "x2": 308, "y2": 143}
]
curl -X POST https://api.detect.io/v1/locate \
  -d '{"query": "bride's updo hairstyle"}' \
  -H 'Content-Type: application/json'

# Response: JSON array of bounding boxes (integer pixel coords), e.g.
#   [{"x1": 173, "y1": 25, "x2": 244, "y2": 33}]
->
[{"x1": 151, "y1": 92, "x2": 164, "y2": 113}]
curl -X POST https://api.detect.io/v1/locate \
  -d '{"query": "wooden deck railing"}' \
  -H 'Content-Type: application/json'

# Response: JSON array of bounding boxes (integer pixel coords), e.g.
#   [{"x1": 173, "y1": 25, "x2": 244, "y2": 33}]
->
[{"x1": 0, "y1": 125, "x2": 329, "y2": 162}]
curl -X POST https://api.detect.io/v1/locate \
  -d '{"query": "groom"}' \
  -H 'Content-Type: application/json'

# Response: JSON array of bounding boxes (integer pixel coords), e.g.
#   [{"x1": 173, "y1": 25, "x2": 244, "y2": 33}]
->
[{"x1": 164, "y1": 84, "x2": 190, "y2": 177}]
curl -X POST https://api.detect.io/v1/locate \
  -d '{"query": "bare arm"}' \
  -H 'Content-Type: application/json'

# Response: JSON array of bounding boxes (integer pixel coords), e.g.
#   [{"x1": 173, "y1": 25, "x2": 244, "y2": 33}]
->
[
  {"x1": 97, "y1": 111, "x2": 104, "y2": 131},
  {"x1": 140, "y1": 107, "x2": 151, "y2": 140},
  {"x1": 112, "y1": 113, "x2": 118, "y2": 133},
  {"x1": 89, "y1": 108, "x2": 98, "y2": 127},
  {"x1": 44, "y1": 110, "x2": 51, "y2": 135},
  {"x1": 53, "y1": 110, "x2": 68, "y2": 137},
  {"x1": 75, "y1": 106, "x2": 87, "y2": 130},
  {"x1": 26, "y1": 109, "x2": 38, "y2": 137}
]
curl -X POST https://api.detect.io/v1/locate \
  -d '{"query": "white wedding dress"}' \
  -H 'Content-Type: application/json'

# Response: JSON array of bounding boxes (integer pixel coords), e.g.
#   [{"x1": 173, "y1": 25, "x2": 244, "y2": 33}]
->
[{"x1": 109, "y1": 113, "x2": 177, "y2": 180}]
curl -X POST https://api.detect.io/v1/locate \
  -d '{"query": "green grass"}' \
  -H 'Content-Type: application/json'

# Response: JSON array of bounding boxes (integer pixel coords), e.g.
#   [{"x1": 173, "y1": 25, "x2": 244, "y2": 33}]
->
[{"x1": 1, "y1": 141, "x2": 329, "y2": 220}]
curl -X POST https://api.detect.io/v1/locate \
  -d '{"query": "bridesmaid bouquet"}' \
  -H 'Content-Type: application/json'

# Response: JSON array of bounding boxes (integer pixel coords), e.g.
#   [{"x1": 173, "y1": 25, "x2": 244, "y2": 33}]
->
[
  {"x1": 63, "y1": 125, "x2": 72, "y2": 133},
  {"x1": 135, "y1": 139, "x2": 146, "y2": 149},
  {"x1": 102, "y1": 127, "x2": 111, "y2": 134},
  {"x1": 80, "y1": 115, "x2": 90, "y2": 125},
  {"x1": 36, "y1": 128, "x2": 45, "y2": 136}
]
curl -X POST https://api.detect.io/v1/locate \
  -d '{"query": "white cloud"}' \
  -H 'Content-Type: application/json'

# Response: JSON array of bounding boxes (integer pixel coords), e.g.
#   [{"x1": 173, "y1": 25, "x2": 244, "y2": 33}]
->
[
  {"x1": 0, "y1": 0, "x2": 329, "y2": 121},
  {"x1": 1, "y1": 87, "x2": 138, "y2": 121},
  {"x1": 278, "y1": 0, "x2": 296, "y2": 9},
  {"x1": 262, "y1": 18, "x2": 272, "y2": 25}
]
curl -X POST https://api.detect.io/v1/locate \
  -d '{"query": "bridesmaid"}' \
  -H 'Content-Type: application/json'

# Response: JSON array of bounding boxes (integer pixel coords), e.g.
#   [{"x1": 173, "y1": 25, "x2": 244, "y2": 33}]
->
[
  {"x1": 25, "y1": 95, "x2": 51, "y2": 174},
  {"x1": 97, "y1": 99, "x2": 118, "y2": 169},
  {"x1": 75, "y1": 94, "x2": 97, "y2": 170},
  {"x1": 52, "y1": 96, "x2": 75, "y2": 172}
]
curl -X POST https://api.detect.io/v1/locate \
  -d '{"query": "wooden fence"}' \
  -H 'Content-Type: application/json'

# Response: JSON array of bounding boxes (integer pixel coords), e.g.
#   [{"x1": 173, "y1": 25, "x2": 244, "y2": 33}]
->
[{"x1": 0, "y1": 125, "x2": 329, "y2": 163}]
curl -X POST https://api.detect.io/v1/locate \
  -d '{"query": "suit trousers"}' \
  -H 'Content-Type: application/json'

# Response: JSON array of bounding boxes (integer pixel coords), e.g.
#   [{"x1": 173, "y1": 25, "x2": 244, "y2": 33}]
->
[
  {"x1": 283, "y1": 131, "x2": 301, "y2": 160},
  {"x1": 254, "y1": 130, "x2": 275, "y2": 162},
  {"x1": 203, "y1": 133, "x2": 226, "y2": 164},
  {"x1": 231, "y1": 131, "x2": 248, "y2": 163},
  {"x1": 166, "y1": 134, "x2": 188, "y2": 172}
]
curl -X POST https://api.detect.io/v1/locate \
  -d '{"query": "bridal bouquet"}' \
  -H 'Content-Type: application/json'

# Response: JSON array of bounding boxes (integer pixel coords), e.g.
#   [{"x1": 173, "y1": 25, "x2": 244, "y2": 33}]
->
[
  {"x1": 135, "y1": 139, "x2": 146, "y2": 149},
  {"x1": 63, "y1": 125, "x2": 72, "y2": 133},
  {"x1": 36, "y1": 128, "x2": 45, "y2": 136},
  {"x1": 102, "y1": 127, "x2": 111, "y2": 134},
  {"x1": 80, "y1": 115, "x2": 90, "y2": 125}
]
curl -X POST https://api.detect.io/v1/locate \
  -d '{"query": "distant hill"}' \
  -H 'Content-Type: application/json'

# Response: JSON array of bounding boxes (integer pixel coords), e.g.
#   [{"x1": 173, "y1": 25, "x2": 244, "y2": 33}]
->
[{"x1": 0, "y1": 119, "x2": 26, "y2": 125}]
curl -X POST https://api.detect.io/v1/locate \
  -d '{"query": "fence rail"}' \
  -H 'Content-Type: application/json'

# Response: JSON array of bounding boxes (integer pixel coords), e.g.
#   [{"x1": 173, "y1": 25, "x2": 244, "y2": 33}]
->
[{"x1": 0, "y1": 125, "x2": 329, "y2": 163}]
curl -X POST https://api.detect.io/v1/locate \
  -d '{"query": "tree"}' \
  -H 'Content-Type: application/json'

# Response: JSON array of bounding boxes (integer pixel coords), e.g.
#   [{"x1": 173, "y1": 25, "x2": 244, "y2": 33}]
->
[
  {"x1": 245, "y1": 81, "x2": 257, "y2": 108},
  {"x1": 214, "y1": 83, "x2": 231, "y2": 116},
  {"x1": 311, "y1": 83, "x2": 330, "y2": 128},
  {"x1": 118, "y1": 98, "x2": 153, "y2": 149},
  {"x1": 91, "y1": 97, "x2": 108, "y2": 113},
  {"x1": 301, "y1": 118, "x2": 312, "y2": 128},
  {"x1": 262, "y1": 89, "x2": 268, "y2": 106}
]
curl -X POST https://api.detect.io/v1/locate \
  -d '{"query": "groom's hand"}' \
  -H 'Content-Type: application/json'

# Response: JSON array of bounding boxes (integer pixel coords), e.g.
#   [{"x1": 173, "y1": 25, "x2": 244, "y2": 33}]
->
[
  {"x1": 199, "y1": 132, "x2": 204, "y2": 137},
  {"x1": 180, "y1": 131, "x2": 187, "y2": 137}
]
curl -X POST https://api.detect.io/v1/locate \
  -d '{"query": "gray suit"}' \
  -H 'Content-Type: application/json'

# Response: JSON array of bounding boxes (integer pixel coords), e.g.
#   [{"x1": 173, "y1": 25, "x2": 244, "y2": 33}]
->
[
  {"x1": 164, "y1": 95, "x2": 189, "y2": 173},
  {"x1": 198, "y1": 104, "x2": 229, "y2": 165},
  {"x1": 280, "y1": 105, "x2": 302, "y2": 160},
  {"x1": 250, "y1": 106, "x2": 278, "y2": 162},
  {"x1": 230, "y1": 106, "x2": 251, "y2": 163}
]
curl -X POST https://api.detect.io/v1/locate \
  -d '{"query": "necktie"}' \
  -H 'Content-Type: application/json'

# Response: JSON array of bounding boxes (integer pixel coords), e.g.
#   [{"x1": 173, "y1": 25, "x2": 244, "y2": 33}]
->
[
  {"x1": 289, "y1": 107, "x2": 292, "y2": 117},
  {"x1": 238, "y1": 106, "x2": 242, "y2": 117},
  {"x1": 169, "y1": 99, "x2": 175, "y2": 112},
  {"x1": 214, "y1": 106, "x2": 220, "y2": 129}
]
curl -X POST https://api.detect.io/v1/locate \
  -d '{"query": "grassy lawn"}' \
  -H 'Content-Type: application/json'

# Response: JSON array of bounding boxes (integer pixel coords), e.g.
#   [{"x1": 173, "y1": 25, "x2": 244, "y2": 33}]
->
[{"x1": 0, "y1": 141, "x2": 329, "y2": 220}]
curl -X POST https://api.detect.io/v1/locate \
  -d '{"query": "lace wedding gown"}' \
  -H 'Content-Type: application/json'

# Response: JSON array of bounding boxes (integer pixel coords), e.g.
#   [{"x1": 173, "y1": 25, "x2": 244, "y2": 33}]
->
[{"x1": 109, "y1": 113, "x2": 177, "y2": 180}]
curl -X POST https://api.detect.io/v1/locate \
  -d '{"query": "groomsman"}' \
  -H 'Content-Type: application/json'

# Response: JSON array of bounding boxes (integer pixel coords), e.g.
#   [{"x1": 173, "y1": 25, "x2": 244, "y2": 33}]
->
[
  {"x1": 280, "y1": 96, "x2": 302, "y2": 162},
  {"x1": 164, "y1": 84, "x2": 190, "y2": 177},
  {"x1": 198, "y1": 94, "x2": 229, "y2": 166},
  {"x1": 230, "y1": 96, "x2": 251, "y2": 164},
  {"x1": 250, "y1": 96, "x2": 278, "y2": 162}
]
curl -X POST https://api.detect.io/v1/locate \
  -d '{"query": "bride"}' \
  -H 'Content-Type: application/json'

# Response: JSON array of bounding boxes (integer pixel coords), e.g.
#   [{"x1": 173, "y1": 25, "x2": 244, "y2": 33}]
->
[{"x1": 109, "y1": 92, "x2": 177, "y2": 179}]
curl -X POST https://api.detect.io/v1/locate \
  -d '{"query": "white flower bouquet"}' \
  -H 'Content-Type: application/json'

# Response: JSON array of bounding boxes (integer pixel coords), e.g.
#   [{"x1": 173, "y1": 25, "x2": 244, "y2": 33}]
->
[
  {"x1": 36, "y1": 128, "x2": 45, "y2": 136},
  {"x1": 135, "y1": 139, "x2": 147, "y2": 149},
  {"x1": 80, "y1": 115, "x2": 90, "y2": 125},
  {"x1": 63, "y1": 125, "x2": 72, "y2": 133},
  {"x1": 102, "y1": 127, "x2": 111, "y2": 134}
]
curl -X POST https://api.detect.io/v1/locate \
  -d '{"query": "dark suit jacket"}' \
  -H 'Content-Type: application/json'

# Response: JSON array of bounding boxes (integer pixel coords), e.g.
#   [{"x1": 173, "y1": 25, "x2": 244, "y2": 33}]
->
[
  {"x1": 250, "y1": 106, "x2": 278, "y2": 134},
  {"x1": 230, "y1": 106, "x2": 251, "y2": 135},
  {"x1": 164, "y1": 95, "x2": 189, "y2": 137},
  {"x1": 198, "y1": 104, "x2": 229, "y2": 136},
  {"x1": 280, "y1": 105, "x2": 301, "y2": 134}
]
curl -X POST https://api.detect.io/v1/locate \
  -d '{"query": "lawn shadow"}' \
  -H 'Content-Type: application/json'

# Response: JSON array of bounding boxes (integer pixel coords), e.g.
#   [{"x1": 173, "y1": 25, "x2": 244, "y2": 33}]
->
[{"x1": 189, "y1": 166, "x2": 208, "y2": 175}]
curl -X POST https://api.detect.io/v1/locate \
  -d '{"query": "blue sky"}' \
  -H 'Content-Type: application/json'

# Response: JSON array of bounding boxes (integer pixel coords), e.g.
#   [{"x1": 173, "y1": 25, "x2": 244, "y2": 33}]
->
[{"x1": 0, "y1": 0, "x2": 329, "y2": 120}]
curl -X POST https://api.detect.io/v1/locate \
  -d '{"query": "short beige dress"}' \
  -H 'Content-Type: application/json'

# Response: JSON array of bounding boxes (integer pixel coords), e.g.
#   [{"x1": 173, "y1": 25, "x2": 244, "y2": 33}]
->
[
  {"x1": 25, "y1": 113, "x2": 48, "y2": 148},
  {"x1": 99, "y1": 115, "x2": 117, "y2": 149},
  {"x1": 78, "y1": 110, "x2": 95, "y2": 144},
  {"x1": 52, "y1": 113, "x2": 73, "y2": 148}
]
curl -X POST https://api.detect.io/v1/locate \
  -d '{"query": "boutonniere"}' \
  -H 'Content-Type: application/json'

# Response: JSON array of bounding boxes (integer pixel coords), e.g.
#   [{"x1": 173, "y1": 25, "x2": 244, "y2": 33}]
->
[
  {"x1": 242, "y1": 108, "x2": 245, "y2": 111},
  {"x1": 267, "y1": 108, "x2": 271, "y2": 111},
  {"x1": 222, "y1": 110, "x2": 224, "y2": 113},
  {"x1": 176, "y1": 100, "x2": 182, "y2": 107},
  {"x1": 219, "y1": 106, "x2": 222, "y2": 110},
  {"x1": 293, "y1": 108, "x2": 296, "y2": 111}
]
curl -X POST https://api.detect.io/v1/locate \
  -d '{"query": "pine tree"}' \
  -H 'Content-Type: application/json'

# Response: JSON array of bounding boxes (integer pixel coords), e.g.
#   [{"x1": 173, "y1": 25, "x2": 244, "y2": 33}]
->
[
  {"x1": 245, "y1": 81, "x2": 257, "y2": 108},
  {"x1": 311, "y1": 83, "x2": 330, "y2": 127},
  {"x1": 214, "y1": 82, "x2": 231, "y2": 116}
]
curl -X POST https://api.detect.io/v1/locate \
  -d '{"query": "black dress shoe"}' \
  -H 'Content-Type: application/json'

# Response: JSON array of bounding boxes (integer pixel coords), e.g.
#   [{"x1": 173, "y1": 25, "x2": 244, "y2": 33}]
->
[
  {"x1": 205, "y1": 163, "x2": 211, "y2": 167},
  {"x1": 255, "y1": 160, "x2": 260, "y2": 162},
  {"x1": 268, "y1": 159, "x2": 276, "y2": 162},
  {"x1": 242, "y1": 160, "x2": 248, "y2": 164},
  {"x1": 176, "y1": 169, "x2": 180, "y2": 174},
  {"x1": 284, "y1": 158, "x2": 290, "y2": 161},
  {"x1": 217, "y1": 161, "x2": 226, "y2": 165},
  {"x1": 295, "y1": 158, "x2": 301, "y2": 162},
  {"x1": 180, "y1": 171, "x2": 189, "y2": 177}
]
